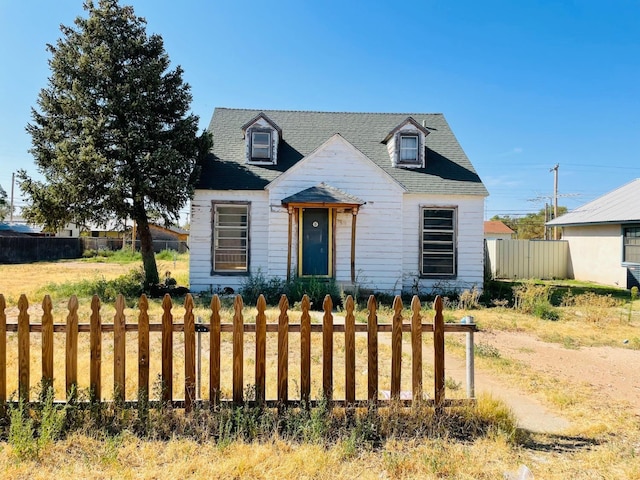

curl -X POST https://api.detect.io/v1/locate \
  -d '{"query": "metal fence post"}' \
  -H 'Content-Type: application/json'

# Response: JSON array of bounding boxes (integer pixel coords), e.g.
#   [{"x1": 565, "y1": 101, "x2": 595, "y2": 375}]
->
[{"x1": 466, "y1": 327, "x2": 475, "y2": 399}]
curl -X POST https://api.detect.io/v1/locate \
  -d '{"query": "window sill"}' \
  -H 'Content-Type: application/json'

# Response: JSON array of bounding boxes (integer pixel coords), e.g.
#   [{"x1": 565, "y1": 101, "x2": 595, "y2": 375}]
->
[
  {"x1": 419, "y1": 274, "x2": 457, "y2": 280},
  {"x1": 248, "y1": 159, "x2": 275, "y2": 165},
  {"x1": 211, "y1": 270, "x2": 250, "y2": 276}
]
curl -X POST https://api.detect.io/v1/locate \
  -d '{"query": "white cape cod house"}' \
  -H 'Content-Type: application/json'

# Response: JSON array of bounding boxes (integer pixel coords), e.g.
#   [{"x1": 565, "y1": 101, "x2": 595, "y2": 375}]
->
[{"x1": 189, "y1": 108, "x2": 488, "y2": 295}]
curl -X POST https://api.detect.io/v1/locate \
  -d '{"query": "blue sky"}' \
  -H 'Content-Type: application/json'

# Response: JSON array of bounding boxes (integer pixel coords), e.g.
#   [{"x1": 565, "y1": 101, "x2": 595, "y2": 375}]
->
[{"x1": 1, "y1": 0, "x2": 639, "y2": 220}]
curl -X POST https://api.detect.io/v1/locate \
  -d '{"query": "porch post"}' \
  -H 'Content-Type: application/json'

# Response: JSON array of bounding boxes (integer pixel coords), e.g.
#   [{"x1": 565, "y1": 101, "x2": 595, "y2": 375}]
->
[
  {"x1": 351, "y1": 207, "x2": 359, "y2": 283},
  {"x1": 287, "y1": 206, "x2": 293, "y2": 281}
]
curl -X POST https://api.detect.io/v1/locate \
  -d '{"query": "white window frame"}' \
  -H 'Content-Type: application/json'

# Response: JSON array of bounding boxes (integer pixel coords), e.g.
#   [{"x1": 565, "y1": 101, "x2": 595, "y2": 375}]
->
[
  {"x1": 399, "y1": 134, "x2": 419, "y2": 164},
  {"x1": 212, "y1": 202, "x2": 250, "y2": 273},
  {"x1": 250, "y1": 130, "x2": 272, "y2": 162},
  {"x1": 420, "y1": 207, "x2": 456, "y2": 277}
]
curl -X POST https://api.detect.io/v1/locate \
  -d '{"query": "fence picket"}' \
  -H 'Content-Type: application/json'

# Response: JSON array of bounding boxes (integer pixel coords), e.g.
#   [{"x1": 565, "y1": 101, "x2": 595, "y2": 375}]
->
[
  {"x1": 114, "y1": 295, "x2": 126, "y2": 402},
  {"x1": 278, "y1": 295, "x2": 289, "y2": 406},
  {"x1": 42, "y1": 295, "x2": 54, "y2": 388},
  {"x1": 138, "y1": 295, "x2": 150, "y2": 405},
  {"x1": 0, "y1": 294, "x2": 5, "y2": 410},
  {"x1": 411, "y1": 296, "x2": 422, "y2": 401},
  {"x1": 255, "y1": 295, "x2": 267, "y2": 405},
  {"x1": 66, "y1": 295, "x2": 78, "y2": 399},
  {"x1": 233, "y1": 295, "x2": 244, "y2": 404},
  {"x1": 345, "y1": 295, "x2": 356, "y2": 405},
  {"x1": 433, "y1": 295, "x2": 445, "y2": 407},
  {"x1": 322, "y1": 295, "x2": 333, "y2": 401},
  {"x1": 367, "y1": 295, "x2": 378, "y2": 403},
  {"x1": 210, "y1": 295, "x2": 221, "y2": 407},
  {"x1": 89, "y1": 295, "x2": 101, "y2": 401},
  {"x1": 391, "y1": 296, "x2": 403, "y2": 400},
  {"x1": 161, "y1": 294, "x2": 173, "y2": 404},
  {"x1": 300, "y1": 295, "x2": 311, "y2": 405},
  {"x1": 18, "y1": 295, "x2": 29, "y2": 402},
  {"x1": 184, "y1": 294, "x2": 196, "y2": 412}
]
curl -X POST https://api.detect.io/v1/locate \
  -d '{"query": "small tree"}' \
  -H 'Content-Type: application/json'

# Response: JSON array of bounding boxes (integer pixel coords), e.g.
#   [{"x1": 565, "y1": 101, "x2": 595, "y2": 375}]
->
[
  {"x1": 19, "y1": 0, "x2": 211, "y2": 287},
  {"x1": 492, "y1": 206, "x2": 567, "y2": 240},
  {"x1": 0, "y1": 184, "x2": 8, "y2": 221}
]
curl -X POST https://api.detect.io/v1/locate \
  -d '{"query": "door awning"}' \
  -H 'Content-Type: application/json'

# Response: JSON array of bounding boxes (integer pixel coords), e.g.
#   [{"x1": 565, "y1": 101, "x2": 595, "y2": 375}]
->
[{"x1": 281, "y1": 182, "x2": 365, "y2": 208}]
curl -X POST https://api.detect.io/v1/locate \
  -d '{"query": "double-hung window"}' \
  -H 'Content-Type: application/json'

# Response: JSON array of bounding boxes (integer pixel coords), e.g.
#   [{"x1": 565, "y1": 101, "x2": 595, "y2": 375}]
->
[
  {"x1": 213, "y1": 203, "x2": 249, "y2": 272},
  {"x1": 399, "y1": 135, "x2": 419, "y2": 164},
  {"x1": 624, "y1": 226, "x2": 640, "y2": 263},
  {"x1": 251, "y1": 130, "x2": 272, "y2": 161},
  {"x1": 421, "y1": 208, "x2": 456, "y2": 276}
]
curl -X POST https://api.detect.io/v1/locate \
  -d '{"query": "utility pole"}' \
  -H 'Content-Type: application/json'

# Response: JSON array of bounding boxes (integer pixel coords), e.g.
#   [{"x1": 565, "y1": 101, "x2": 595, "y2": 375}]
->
[
  {"x1": 550, "y1": 164, "x2": 559, "y2": 239},
  {"x1": 9, "y1": 172, "x2": 15, "y2": 223}
]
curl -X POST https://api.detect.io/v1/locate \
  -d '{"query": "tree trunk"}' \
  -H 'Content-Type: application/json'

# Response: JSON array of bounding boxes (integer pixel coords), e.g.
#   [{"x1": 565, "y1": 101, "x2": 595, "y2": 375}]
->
[{"x1": 134, "y1": 206, "x2": 159, "y2": 287}]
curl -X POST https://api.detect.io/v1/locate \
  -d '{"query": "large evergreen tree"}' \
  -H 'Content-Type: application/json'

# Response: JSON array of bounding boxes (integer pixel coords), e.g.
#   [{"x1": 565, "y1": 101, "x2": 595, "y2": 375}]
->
[{"x1": 19, "y1": 0, "x2": 211, "y2": 287}]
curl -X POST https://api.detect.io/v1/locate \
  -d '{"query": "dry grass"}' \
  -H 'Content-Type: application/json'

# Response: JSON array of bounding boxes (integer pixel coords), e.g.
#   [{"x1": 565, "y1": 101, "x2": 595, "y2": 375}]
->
[{"x1": 1, "y1": 259, "x2": 640, "y2": 478}]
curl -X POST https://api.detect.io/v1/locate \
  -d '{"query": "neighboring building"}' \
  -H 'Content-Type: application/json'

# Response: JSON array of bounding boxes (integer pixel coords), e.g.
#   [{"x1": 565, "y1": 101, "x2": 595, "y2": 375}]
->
[
  {"x1": 149, "y1": 224, "x2": 189, "y2": 243},
  {"x1": 484, "y1": 220, "x2": 515, "y2": 241},
  {"x1": 0, "y1": 219, "x2": 43, "y2": 236},
  {"x1": 190, "y1": 108, "x2": 488, "y2": 294},
  {"x1": 547, "y1": 178, "x2": 640, "y2": 288},
  {"x1": 147, "y1": 224, "x2": 189, "y2": 253}
]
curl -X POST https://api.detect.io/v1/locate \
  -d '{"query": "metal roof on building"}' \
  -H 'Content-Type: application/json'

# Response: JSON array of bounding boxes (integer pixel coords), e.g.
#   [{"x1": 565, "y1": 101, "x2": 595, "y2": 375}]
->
[{"x1": 547, "y1": 178, "x2": 640, "y2": 226}]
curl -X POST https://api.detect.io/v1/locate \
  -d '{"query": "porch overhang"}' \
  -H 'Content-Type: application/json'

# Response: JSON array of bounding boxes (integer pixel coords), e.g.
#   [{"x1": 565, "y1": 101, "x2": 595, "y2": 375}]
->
[
  {"x1": 281, "y1": 183, "x2": 364, "y2": 283},
  {"x1": 281, "y1": 183, "x2": 365, "y2": 209}
]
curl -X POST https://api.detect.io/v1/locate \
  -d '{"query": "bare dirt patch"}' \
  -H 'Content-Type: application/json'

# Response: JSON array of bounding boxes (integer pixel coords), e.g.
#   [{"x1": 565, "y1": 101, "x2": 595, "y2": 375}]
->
[{"x1": 479, "y1": 330, "x2": 640, "y2": 416}]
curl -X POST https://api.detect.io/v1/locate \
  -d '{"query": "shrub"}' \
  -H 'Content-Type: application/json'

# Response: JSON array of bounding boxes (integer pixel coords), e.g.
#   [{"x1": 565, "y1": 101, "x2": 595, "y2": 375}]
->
[
  {"x1": 533, "y1": 302, "x2": 560, "y2": 321},
  {"x1": 240, "y1": 271, "x2": 341, "y2": 309},
  {"x1": 512, "y1": 281, "x2": 559, "y2": 319},
  {"x1": 8, "y1": 386, "x2": 65, "y2": 460},
  {"x1": 458, "y1": 286, "x2": 481, "y2": 310},
  {"x1": 561, "y1": 291, "x2": 622, "y2": 323},
  {"x1": 240, "y1": 269, "x2": 287, "y2": 305},
  {"x1": 39, "y1": 267, "x2": 145, "y2": 302},
  {"x1": 286, "y1": 276, "x2": 341, "y2": 310}
]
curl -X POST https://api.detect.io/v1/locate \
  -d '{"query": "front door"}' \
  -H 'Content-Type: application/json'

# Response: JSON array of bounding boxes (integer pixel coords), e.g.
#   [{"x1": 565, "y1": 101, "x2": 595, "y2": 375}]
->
[{"x1": 301, "y1": 208, "x2": 331, "y2": 276}]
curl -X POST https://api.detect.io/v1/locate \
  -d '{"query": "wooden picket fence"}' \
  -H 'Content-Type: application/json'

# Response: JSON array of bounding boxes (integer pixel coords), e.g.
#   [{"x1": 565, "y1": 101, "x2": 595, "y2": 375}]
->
[{"x1": 0, "y1": 292, "x2": 477, "y2": 412}]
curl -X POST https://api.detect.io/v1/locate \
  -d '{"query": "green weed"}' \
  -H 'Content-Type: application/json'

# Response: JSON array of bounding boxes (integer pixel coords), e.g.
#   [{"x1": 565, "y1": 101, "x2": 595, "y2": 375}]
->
[{"x1": 38, "y1": 268, "x2": 145, "y2": 302}]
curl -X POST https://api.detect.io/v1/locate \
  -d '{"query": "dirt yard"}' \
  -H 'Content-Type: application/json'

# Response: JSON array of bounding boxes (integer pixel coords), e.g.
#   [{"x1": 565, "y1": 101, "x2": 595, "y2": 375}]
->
[{"x1": 446, "y1": 329, "x2": 640, "y2": 432}]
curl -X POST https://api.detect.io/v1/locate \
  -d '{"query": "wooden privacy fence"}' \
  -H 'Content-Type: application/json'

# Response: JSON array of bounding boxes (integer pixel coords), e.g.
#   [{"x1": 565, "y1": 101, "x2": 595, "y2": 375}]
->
[{"x1": 0, "y1": 292, "x2": 477, "y2": 412}]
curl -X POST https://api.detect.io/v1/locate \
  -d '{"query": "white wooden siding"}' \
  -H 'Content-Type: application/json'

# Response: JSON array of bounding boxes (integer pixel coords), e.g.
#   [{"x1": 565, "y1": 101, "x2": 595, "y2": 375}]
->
[
  {"x1": 267, "y1": 135, "x2": 405, "y2": 292},
  {"x1": 190, "y1": 135, "x2": 486, "y2": 295},
  {"x1": 189, "y1": 190, "x2": 269, "y2": 293},
  {"x1": 402, "y1": 194, "x2": 485, "y2": 293}
]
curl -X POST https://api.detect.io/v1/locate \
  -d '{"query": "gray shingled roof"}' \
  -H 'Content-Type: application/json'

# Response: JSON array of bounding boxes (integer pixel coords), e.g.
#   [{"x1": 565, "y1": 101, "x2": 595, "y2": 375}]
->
[
  {"x1": 198, "y1": 108, "x2": 488, "y2": 196},
  {"x1": 547, "y1": 178, "x2": 640, "y2": 226}
]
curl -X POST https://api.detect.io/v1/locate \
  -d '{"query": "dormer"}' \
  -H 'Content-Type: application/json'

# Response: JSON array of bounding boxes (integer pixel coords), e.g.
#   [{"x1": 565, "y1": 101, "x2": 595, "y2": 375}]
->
[
  {"x1": 383, "y1": 117, "x2": 430, "y2": 168},
  {"x1": 241, "y1": 113, "x2": 282, "y2": 165}
]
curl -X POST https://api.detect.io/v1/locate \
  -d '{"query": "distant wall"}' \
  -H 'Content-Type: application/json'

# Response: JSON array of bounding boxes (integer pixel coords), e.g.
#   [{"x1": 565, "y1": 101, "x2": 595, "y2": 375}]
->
[{"x1": 0, "y1": 237, "x2": 83, "y2": 264}]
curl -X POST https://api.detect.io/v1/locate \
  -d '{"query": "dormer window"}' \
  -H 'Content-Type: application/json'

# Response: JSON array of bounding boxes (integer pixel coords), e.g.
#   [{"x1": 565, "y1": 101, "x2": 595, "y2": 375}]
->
[
  {"x1": 242, "y1": 112, "x2": 281, "y2": 165},
  {"x1": 251, "y1": 131, "x2": 272, "y2": 160},
  {"x1": 383, "y1": 116, "x2": 430, "y2": 169},
  {"x1": 399, "y1": 135, "x2": 419, "y2": 164}
]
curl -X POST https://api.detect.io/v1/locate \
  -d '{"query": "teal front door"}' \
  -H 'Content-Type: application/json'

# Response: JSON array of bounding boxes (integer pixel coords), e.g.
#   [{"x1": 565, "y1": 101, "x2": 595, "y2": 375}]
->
[{"x1": 301, "y1": 208, "x2": 330, "y2": 276}]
